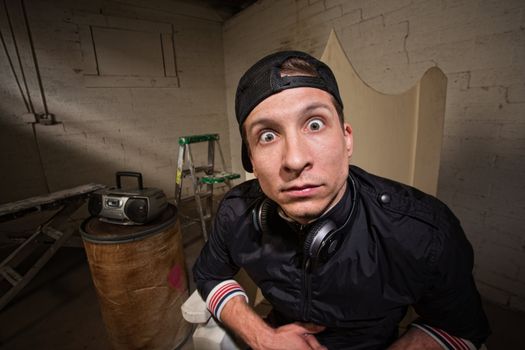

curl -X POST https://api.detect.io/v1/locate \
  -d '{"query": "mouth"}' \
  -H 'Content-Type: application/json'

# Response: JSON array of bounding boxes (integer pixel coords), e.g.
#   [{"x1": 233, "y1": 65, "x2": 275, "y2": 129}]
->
[{"x1": 281, "y1": 183, "x2": 322, "y2": 197}]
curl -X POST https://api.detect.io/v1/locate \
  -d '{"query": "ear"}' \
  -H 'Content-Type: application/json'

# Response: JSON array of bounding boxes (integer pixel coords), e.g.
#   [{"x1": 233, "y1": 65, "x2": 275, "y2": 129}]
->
[{"x1": 343, "y1": 122, "x2": 353, "y2": 159}]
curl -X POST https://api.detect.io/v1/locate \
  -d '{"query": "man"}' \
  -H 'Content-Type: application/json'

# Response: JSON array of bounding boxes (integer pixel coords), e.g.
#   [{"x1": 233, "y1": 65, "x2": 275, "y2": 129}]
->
[{"x1": 193, "y1": 51, "x2": 490, "y2": 349}]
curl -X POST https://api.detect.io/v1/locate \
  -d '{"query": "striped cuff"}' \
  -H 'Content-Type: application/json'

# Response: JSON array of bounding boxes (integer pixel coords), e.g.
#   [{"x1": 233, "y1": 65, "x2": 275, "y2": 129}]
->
[
  {"x1": 205, "y1": 280, "x2": 249, "y2": 321},
  {"x1": 411, "y1": 323, "x2": 476, "y2": 350}
]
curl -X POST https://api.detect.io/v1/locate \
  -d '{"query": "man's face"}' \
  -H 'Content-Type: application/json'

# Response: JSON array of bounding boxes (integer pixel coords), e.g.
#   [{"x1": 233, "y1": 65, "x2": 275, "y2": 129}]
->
[{"x1": 244, "y1": 87, "x2": 353, "y2": 224}]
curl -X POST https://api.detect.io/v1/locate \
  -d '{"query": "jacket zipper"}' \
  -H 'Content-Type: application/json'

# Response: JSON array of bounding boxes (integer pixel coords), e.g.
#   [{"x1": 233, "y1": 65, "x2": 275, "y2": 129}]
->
[
  {"x1": 302, "y1": 258, "x2": 312, "y2": 320},
  {"x1": 299, "y1": 224, "x2": 312, "y2": 321}
]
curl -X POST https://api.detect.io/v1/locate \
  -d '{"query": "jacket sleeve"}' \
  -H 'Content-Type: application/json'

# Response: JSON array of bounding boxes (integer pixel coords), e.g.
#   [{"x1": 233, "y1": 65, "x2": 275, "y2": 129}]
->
[
  {"x1": 192, "y1": 197, "x2": 249, "y2": 320},
  {"x1": 412, "y1": 209, "x2": 491, "y2": 348}
]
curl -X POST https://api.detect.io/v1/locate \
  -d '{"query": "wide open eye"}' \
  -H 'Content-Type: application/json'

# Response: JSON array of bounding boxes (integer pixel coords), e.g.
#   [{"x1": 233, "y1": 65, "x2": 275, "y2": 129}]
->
[
  {"x1": 259, "y1": 130, "x2": 277, "y2": 144},
  {"x1": 306, "y1": 118, "x2": 325, "y2": 132}
]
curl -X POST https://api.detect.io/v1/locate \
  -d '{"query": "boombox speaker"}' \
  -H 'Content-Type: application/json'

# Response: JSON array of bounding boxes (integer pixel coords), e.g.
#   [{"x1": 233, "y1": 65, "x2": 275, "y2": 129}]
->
[{"x1": 88, "y1": 171, "x2": 168, "y2": 225}]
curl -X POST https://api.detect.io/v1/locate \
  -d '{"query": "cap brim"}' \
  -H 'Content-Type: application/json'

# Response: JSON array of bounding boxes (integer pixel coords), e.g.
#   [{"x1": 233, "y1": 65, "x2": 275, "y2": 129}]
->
[{"x1": 241, "y1": 143, "x2": 253, "y2": 173}]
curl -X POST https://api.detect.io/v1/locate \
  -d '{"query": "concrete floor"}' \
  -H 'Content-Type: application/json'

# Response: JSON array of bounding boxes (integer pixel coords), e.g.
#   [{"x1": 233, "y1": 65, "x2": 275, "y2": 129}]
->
[{"x1": 1, "y1": 204, "x2": 524, "y2": 350}]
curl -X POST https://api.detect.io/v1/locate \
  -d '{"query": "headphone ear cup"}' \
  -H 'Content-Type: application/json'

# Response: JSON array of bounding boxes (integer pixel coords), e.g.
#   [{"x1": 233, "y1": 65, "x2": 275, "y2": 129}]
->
[
  {"x1": 303, "y1": 220, "x2": 327, "y2": 259},
  {"x1": 303, "y1": 219, "x2": 337, "y2": 260},
  {"x1": 253, "y1": 198, "x2": 276, "y2": 235}
]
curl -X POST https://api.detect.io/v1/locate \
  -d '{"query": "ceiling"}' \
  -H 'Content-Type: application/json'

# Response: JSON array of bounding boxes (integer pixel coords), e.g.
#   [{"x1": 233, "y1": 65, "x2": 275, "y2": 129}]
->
[{"x1": 175, "y1": 0, "x2": 258, "y2": 20}]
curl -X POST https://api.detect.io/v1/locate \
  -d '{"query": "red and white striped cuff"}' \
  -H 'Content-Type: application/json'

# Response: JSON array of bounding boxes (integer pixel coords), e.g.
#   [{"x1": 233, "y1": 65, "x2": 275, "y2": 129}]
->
[
  {"x1": 411, "y1": 323, "x2": 476, "y2": 350},
  {"x1": 205, "y1": 280, "x2": 249, "y2": 321}
]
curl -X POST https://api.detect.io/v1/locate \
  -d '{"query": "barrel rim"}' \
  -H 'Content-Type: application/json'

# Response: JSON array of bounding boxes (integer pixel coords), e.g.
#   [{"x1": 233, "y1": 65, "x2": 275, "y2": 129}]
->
[{"x1": 80, "y1": 204, "x2": 178, "y2": 244}]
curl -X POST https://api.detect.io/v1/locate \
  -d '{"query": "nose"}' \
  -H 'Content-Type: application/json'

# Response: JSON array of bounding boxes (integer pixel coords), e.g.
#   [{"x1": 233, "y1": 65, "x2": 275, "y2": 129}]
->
[{"x1": 282, "y1": 133, "x2": 312, "y2": 175}]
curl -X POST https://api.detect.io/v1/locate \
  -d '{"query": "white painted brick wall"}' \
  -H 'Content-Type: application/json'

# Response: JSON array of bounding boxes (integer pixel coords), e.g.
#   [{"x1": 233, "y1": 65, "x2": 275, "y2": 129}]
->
[
  {"x1": 0, "y1": 0, "x2": 232, "y2": 202},
  {"x1": 223, "y1": 0, "x2": 525, "y2": 311},
  {"x1": 1, "y1": 0, "x2": 523, "y2": 312}
]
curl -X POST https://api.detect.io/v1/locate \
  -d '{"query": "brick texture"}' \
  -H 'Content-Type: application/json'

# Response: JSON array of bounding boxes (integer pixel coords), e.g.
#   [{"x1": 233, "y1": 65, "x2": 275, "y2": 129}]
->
[
  {"x1": 223, "y1": 0, "x2": 525, "y2": 311},
  {"x1": 0, "y1": 0, "x2": 231, "y2": 202},
  {"x1": 1, "y1": 0, "x2": 523, "y2": 312}
]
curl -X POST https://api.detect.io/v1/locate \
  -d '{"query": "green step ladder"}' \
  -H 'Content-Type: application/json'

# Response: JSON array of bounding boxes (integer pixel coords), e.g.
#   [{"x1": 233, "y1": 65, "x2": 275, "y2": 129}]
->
[{"x1": 175, "y1": 134, "x2": 240, "y2": 241}]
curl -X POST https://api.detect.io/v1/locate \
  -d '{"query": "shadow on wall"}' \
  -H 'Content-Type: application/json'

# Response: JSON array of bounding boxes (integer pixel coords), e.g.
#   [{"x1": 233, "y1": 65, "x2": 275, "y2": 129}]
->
[
  {"x1": 0, "y1": 106, "x2": 189, "y2": 205},
  {"x1": 0, "y1": 81, "x2": 174, "y2": 203},
  {"x1": 0, "y1": 0, "x2": 234, "y2": 206},
  {"x1": 0, "y1": 95, "x2": 213, "y2": 205},
  {"x1": 0, "y1": 112, "x2": 113, "y2": 204},
  {"x1": 0, "y1": 112, "x2": 47, "y2": 203}
]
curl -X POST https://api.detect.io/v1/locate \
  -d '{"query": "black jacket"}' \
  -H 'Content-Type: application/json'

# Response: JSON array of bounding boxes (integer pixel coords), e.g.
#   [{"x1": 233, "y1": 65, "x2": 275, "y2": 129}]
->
[{"x1": 193, "y1": 166, "x2": 490, "y2": 349}]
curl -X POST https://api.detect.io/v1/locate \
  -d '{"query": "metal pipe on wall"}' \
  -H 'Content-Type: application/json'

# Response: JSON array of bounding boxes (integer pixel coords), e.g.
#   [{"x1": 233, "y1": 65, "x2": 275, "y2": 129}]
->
[
  {"x1": 21, "y1": 0, "x2": 53, "y2": 122},
  {"x1": 0, "y1": 26, "x2": 30, "y2": 113},
  {"x1": 2, "y1": 0, "x2": 35, "y2": 115}
]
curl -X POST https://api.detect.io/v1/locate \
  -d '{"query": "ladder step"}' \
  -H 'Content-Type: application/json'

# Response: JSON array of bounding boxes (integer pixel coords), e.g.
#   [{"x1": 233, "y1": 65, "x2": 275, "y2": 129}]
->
[
  {"x1": 0, "y1": 266, "x2": 22, "y2": 286},
  {"x1": 180, "y1": 192, "x2": 212, "y2": 203},
  {"x1": 200, "y1": 172, "x2": 241, "y2": 184},
  {"x1": 179, "y1": 134, "x2": 219, "y2": 145},
  {"x1": 181, "y1": 166, "x2": 213, "y2": 177},
  {"x1": 175, "y1": 133, "x2": 241, "y2": 242},
  {"x1": 196, "y1": 191, "x2": 212, "y2": 198}
]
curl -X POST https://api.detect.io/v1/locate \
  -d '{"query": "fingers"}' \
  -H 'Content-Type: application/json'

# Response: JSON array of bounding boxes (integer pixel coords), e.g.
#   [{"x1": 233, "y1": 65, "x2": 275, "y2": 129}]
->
[
  {"x1": 273, "y1": 322, "x2": 327, "y2": 350},
  {"x1": 295, "y1": 322, "x2": 326, "y2": 334},
  {"x1": 302, "y1": 333, "x2": 327, "y2": 350},
  {"x1": 298, "y1": 323, "x2": 326, "y2": 350}
]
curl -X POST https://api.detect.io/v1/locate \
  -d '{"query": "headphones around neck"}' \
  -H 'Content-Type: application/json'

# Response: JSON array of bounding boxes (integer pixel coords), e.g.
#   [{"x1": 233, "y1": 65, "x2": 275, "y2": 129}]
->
[{"x1": 252, "y1": 176, "x2": 357, "y2": 269}]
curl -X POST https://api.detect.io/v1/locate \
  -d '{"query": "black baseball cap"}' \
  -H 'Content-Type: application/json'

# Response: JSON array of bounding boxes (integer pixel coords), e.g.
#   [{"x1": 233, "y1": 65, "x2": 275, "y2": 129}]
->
[{"x1": 235, "y1": 50, "x2": 343, "y2": 172}]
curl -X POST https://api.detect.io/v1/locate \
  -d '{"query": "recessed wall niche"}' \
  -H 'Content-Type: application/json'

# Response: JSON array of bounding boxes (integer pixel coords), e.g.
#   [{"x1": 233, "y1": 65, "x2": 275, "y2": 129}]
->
[{"x1": 73, "y1": 12, "x2": 179, "y2": 88}]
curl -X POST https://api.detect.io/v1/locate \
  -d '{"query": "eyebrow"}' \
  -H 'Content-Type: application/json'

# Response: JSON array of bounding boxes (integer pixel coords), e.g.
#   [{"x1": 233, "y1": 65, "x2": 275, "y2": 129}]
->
[
  {"x1": 246, "y1": 101, "x2": 333, "y2": 135},
  {"x1": 302, "y1": 102, "x2": 333, "y2": 114}
]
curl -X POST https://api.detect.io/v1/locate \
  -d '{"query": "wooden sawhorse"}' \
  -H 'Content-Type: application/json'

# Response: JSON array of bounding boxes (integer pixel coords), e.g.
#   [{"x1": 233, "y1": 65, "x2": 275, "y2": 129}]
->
[{"x1": 0, "y1": 183, "x2": 104, "y2": 311}]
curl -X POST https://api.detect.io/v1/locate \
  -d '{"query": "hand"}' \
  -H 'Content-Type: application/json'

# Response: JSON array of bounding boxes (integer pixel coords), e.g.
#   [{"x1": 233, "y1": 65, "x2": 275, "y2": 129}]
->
[
  {"x1": 254, "y1": 322, "x2": 327, "y2": 350},
  {"x1": 219, "y1": 295, "x2": 326, "y2": 350}
]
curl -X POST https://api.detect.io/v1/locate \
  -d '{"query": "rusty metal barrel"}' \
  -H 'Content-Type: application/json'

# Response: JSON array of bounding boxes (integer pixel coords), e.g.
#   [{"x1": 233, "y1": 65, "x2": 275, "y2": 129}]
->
[{"x1": 80, "y1": 204, "x2": 191, "y2": 350}]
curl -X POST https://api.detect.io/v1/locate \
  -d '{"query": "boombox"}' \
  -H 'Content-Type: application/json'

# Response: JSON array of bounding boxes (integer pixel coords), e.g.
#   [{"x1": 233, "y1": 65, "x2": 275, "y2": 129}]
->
[{"x1": 88, "y1": 171, "x2": 168, "y2": 225}]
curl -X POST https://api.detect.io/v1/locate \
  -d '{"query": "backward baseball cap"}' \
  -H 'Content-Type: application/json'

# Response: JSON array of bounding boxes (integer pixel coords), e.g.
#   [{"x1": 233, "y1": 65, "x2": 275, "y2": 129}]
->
[{"x1": 235, "y1": 50, "x2": 343, "y2": 172}]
